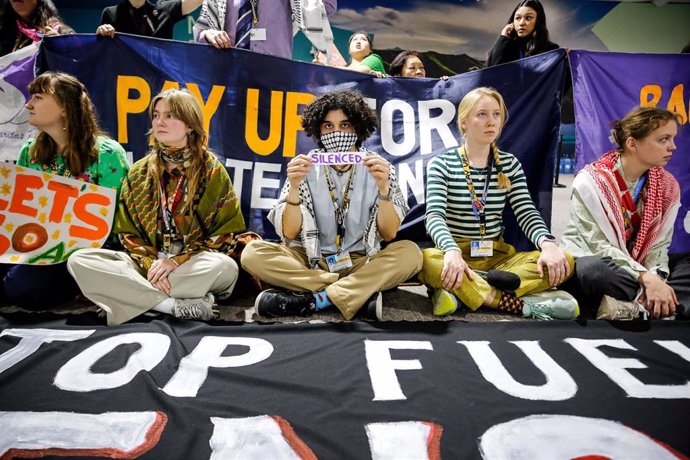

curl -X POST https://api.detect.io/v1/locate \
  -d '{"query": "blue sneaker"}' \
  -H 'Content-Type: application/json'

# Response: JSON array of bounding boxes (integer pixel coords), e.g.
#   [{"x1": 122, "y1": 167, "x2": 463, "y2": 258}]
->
[{"x1": 522, "y1": 290, "x2": 579, "y2": 320}]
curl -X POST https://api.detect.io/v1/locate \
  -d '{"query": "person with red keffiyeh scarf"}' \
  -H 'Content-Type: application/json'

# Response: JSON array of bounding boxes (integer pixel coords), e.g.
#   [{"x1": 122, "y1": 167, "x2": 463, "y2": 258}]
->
[{"x1": 561, "y1": 106, "x2": 683, "y2": 320}]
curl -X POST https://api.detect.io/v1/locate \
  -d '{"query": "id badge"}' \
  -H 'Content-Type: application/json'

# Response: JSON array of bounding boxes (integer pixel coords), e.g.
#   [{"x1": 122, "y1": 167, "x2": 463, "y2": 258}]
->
[
  {"x1": 325, "y1": 251, "x2": 353, "y2": 272},
  {"x1": 250, "y1": 28, "x2": 267, "y2": 41},
  {"x1": 470, "y1": 240, "x2": 493, "y2": 258}
]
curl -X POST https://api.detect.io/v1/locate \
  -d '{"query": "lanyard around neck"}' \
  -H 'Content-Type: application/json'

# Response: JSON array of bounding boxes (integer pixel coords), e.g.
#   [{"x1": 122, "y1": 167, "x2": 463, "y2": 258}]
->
[
  {"x1": 323, "y1": 165, "x2": 357, "y2": 252},
  {"x1": 159, "y1": 173, "x2": 187, "y2": 238},
  {"x1": 459, "y1": 146, "x2": 493, "y2": 237}
]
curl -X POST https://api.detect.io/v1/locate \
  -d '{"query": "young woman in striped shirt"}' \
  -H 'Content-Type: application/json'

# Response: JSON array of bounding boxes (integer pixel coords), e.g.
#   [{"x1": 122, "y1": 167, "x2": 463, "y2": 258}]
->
[{"x1": 418, "y1": 87, "x2": 578, "y2": 319}]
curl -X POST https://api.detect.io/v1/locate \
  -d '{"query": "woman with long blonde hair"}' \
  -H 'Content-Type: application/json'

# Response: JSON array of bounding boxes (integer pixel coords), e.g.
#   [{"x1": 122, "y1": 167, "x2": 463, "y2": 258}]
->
[
  {"x1": 418, "y1": 86, "x2": 577, "y2": 319},
  {"x1": 68, "y1": 89, "x2": 245, "y2": 325},
  {"x1": 1, "y1": 71, "x2": 128, "y2": 309}
]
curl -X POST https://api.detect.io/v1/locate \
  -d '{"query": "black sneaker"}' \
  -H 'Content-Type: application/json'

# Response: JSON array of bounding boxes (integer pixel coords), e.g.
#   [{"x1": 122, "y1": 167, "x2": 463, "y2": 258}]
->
[
  {"x1": 255, "y1": 289, "x2": 315, "y2": 318},
  {"x1": 476, "y1": 270, "x2": 521, "y2": 292},
  {"x1": 358, "y1": 292, "x2": 383, "y2": 321}
]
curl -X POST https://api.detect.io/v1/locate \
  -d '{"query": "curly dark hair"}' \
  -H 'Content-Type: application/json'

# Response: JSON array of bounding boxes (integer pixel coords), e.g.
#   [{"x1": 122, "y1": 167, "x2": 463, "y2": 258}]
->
[
  {"x1": 389, "y1": 50, "x2": 423, "y2": 77},
  {"x1": 301, "y1": 90, "x2": 378, "y2": 149}
]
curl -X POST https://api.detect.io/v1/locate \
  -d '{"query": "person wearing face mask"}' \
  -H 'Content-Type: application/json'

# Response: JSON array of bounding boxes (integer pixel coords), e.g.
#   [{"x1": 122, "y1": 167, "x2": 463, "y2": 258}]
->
[
  {"x1": 560, "y1": 107, "x2": 685, "y2": 320},
  {"x1": 346, "y1": 31, "x2": 386, "y2": 78},
  {"x1": 67, "y1": 89, "x2": 245, "y2": 325},
  {"x1": 241, "y1": 89, "x2": 422, "y2": 321},
  {"x1": 486, "y1": 0, "x2": 558, "y2": 67},
  {"x1": 418, "y1": 87, "x2": 578, "y2": 320}
]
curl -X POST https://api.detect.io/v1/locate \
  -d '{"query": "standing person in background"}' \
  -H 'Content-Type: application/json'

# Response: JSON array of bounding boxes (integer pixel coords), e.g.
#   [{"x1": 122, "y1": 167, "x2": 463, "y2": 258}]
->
[
  {"x1": 194, "y1": 0, "x2": 337, "y2": 59},
  {"x1": 0, "y1": 0, "x2": 73, "y2": 56},
  {"x1": 68, "y1": 89, "x2": 245, "y2": 325},
  {"x1": 1, "y1": 72, "x2": 129, "y2": 309},
  {"x1": 561, "y1": 106, "x2": 683, "y2": 320},
  {"x1": 418, "y1": 87, "x2": 578, "y2": 320},
  {"x1": 389, "y1": 50, "x2": 426, "y2": 78},
  {"x1": 346, "y1": 31, "x2": 386, "y2": 77},
  {"x1": 241, "y1": 89, "x2": 421, "y2": 321},
  {"x1": 486, "y1": 0, "x2": 558, "y2": 67},
  {"x1": 388, "y1": 50, "x2": 449, "y2": 80},
  {"x1": 96, "y1": 0, "x2": 203, "y2": 39}
]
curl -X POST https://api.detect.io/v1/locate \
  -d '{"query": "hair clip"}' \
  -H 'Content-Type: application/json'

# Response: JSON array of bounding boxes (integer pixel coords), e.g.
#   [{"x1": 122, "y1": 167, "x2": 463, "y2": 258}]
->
[{"x1": 608, "y1": 128, "x2": 616, "y2": 144}]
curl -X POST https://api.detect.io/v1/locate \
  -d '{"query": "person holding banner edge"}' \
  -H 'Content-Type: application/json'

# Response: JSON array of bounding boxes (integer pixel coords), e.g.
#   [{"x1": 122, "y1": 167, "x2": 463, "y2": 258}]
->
[
  {"x1": 96, "y1": 0, "x2": 204, "y2": 39},
  {"x1": 241, "y1": 89, "x2": 422, "y2": 320},
  {"x1": 193, "y1": 0, "x2": 337, "y2": 59},
  {"x1": 346, "y1": 31, "x2": 386, "y2": 78},
  {"x1": 67, "y1": 89, "x2": 245, "y2": 325},
  {"x1": 418, "y1": 86, "x2": 578, "y2": 319},
  {"x1": 0, "y1": 71, "x2": 129, "y2": 309},
  {"x1": 0, "y1": 0, "x2": 73, "y2": 56},
  {"x1": 560, "y1": 106, "x2": 684, "y2": 320}
]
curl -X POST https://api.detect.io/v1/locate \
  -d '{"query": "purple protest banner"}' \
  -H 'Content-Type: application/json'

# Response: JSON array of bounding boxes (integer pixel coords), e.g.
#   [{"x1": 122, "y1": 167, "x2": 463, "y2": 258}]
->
[
  {"x1": 0, "y1": 44, "x2": 38, "y2": 161},
  {"x1": 570, "y1": 50, "x2": 690, "y2": 252}
]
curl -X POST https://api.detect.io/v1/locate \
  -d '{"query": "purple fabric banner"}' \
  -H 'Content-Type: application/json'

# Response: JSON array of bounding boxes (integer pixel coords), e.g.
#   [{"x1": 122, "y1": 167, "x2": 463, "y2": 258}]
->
[
  {"x1": 0, "y1": 44, "x2": 37, "y2": 162},
  {"x1": 570, "y1": 50, "x2": 690, "y2": 253}
]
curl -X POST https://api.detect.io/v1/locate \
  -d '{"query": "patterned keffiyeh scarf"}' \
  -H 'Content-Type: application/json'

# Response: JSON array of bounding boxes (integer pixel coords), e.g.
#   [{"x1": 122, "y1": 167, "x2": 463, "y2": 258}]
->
[
  {"x1": 585, "y1": 150, "x2": 679, "y2": 263},
  {"x1": 270, "y1": 148, "x2": 408, "y2": 268}
]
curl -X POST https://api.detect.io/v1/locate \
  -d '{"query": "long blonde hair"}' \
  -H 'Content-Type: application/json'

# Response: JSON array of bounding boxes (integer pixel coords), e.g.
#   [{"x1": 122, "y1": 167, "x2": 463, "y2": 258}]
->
[
  {"x1": 147, "y1": 89, "x2": 209, "y2": 214},
  {"x1": 457, "y1": 87, "x2": 511, "y2": 190}
]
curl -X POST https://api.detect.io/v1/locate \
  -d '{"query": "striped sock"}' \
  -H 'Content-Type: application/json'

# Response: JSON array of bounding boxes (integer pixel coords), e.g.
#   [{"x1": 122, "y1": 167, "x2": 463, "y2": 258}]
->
[{"x1": 313, "y1": 290, "x2": 333, "y2": 310}]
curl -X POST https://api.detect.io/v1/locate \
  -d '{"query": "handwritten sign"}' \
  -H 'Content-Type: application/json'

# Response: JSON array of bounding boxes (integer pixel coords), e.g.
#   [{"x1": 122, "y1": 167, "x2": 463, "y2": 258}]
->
[
  {"x1": 0, "y1": 164, "x2": 116, "y2": 265},
  {"x1": 307, "y1": 151, "x2": 364, "y2": 165}
]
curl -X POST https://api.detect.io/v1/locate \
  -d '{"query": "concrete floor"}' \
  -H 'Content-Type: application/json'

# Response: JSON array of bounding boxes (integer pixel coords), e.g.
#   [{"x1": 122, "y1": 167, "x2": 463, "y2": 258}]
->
[{"x1": 551, "y1": 174, "x2": 574, "y2": 240}]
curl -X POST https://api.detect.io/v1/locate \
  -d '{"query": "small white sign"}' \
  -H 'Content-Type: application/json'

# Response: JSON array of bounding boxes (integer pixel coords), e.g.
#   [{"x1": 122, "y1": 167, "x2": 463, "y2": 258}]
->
[{"x1": 308, "y1": 151, "x2": 364, "y2": 165}]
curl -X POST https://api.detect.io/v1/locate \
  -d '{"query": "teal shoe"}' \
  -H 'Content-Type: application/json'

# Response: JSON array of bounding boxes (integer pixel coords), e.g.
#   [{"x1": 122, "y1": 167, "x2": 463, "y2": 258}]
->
[{"x1": 522, "y1": 290, "x2": 579, "y2": 320}]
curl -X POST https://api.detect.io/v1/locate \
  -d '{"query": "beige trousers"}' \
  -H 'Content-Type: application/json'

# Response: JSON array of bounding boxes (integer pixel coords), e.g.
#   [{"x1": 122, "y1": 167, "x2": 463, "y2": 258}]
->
[
  {"x1": 67, "y1": 249, "x2": 238, "y2": 325},
  {"x1": 418, "y1": 239, "x2": 575, "y2": 310},
  {"x1": 240, "y1": 240, "x2": 423, "y2": 320}
]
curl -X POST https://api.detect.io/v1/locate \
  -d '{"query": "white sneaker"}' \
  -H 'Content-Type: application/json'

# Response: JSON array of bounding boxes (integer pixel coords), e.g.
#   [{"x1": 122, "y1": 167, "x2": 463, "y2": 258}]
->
[
  {"x1": 173, "y1": 293, "x2": 217, "y2": 320},
  {"x1": 522, "y1": 290, "x2": 579, "y2": 320},
  {"x1": 596, "y1": 295, "x2": 646, "y2": 320}
]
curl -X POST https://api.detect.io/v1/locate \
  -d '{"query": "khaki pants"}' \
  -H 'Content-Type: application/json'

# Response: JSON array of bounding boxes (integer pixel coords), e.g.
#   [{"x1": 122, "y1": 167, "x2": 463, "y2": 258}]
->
[
  {"x1": 417, "y1": 239, "x2": 575, "y2": 310},
  {"x1": 241, "y1": 240, "x2": 423, "y2": 320},
  {"x1": 67, "y1": 249, "x2": 238, "y2": 325}
]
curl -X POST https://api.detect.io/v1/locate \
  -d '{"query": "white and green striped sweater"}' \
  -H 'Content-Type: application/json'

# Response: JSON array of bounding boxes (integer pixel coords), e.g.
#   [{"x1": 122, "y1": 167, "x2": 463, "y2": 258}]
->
[{"x1": 425, "y1": 148, "x2": 550, "y2": 253}]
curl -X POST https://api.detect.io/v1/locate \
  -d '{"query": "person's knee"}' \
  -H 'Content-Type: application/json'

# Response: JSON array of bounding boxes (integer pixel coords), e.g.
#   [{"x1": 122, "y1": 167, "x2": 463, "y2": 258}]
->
[
  {"x1": 240, "y1": 240, "x2": 268, "y2": 274},
  {"x1": 216, "y1": 254, "x2": 239, "y2": 283},
  {"x1": 391, "y1": 240, "x2": 423, "y2": 272},
  {"x1": 575, "y1": 256, "x2": 618, "y2": 289}
]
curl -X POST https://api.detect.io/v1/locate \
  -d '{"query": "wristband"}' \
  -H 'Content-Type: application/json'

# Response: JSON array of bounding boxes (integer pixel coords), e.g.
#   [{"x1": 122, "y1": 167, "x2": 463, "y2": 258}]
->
[{"x1": 377, "y1": 190, "x2": 391, "y2": 201}]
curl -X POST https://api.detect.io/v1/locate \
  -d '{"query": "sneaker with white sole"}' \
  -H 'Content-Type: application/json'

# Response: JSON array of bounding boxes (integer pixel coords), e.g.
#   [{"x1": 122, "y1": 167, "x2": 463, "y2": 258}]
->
[
  {"x1": 596, "y1": 295, "x2": 646, "y2": 320},
  {"x1": 255, "y1": 289, "x2": 315, "y2": 318},
  {"x1": 173, "y1": 293, "x2": 217, "y2": 320},
  {"x1": 522, "y1": 290, "x2": 579, "y2": 320},
  {"x1": 432, "y1": 288, "x2": 459, "y2": 316}
]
